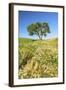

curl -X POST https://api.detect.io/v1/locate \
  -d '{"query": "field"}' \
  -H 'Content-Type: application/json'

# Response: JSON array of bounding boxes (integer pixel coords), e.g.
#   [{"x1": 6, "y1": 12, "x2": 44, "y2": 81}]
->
[{"x1": 18, "y1": 38, "x2": 58, "y2": 79}]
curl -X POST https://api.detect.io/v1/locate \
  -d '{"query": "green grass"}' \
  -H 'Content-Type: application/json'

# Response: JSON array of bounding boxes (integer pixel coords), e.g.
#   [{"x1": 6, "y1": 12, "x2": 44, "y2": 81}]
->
[{"x1": 18, "y1": 38, "x2": 58, "y2": 79}]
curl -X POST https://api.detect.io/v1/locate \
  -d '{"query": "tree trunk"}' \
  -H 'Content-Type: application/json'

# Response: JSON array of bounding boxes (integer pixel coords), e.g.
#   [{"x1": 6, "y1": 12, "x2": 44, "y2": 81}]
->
[
  {"x1": 38, "y1": 35, "x2": 42, "y2": 40},
  {"x1": 40, "y1": 37, "x2": 42, "y2": 40},
  {"x1": 37, "y1": 32, "x2": 42, "y2": 40}
]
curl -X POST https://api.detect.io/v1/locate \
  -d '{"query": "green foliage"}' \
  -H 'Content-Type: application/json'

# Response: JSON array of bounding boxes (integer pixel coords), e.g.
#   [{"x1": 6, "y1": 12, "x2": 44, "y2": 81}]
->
[
  {"x1": 18, "y1": 38, "x2": 58, "y2": 79},
  {"x1": 27, "y1": 22, "x2": 50, "y2": 40}
]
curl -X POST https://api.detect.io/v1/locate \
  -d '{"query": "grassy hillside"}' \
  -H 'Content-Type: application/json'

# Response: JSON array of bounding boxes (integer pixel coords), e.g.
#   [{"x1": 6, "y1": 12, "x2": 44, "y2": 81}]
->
[{"x1": 18, "y1": 38, "x2": 58, "y2": 79}]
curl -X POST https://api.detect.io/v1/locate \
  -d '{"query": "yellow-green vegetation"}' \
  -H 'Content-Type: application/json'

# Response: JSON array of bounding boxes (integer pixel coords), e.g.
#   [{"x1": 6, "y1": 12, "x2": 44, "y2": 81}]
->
[{"x1": 18, "y1": 38, "x2": 58, "y2": 79}]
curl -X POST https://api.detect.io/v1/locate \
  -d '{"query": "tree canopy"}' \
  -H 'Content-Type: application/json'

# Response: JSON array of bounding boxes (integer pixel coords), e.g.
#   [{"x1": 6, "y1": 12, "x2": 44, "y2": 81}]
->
[{"x1": 27, "y1": 22, "x2": 50, "y2": 40}]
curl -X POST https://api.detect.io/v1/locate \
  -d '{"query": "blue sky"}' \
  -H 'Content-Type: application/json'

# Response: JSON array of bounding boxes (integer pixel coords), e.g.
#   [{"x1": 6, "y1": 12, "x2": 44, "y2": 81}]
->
[{"x1": 19, "y1": 11, "x2": 58, "y2": 39}]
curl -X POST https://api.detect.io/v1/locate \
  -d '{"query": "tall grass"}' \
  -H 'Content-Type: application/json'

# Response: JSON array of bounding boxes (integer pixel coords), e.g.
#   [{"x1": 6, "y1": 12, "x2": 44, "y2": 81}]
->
[{"x1": 18, "y1": 38, "x2": 58, "y2": 79}]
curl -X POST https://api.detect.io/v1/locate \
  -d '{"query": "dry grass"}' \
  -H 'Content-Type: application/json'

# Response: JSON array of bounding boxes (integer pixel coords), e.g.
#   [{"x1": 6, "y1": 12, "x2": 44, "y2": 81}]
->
[{"x1": 18, "y1": 38, "x2": 58, "y2": 79}]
